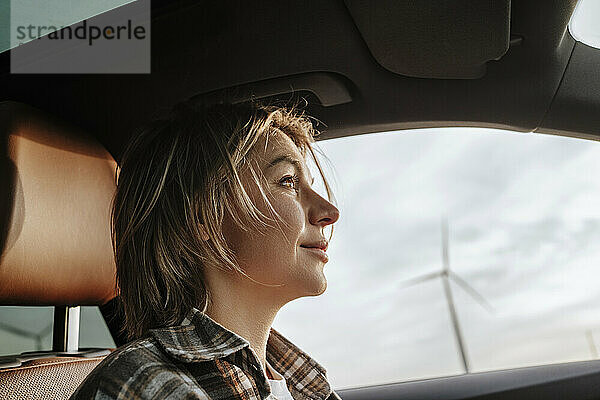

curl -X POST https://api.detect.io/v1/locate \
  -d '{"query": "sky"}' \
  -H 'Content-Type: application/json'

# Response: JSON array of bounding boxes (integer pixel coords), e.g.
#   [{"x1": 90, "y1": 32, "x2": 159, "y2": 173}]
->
[
  {"x1": 570, "y1": 0, "x2": 600, "y2": 48},
  {"x1": 272, "y1": 128, "x2": 600, "y2": 389}
]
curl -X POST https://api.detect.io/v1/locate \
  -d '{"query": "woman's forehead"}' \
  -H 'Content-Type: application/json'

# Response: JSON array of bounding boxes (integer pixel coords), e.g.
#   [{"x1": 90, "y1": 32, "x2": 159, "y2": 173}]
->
[{"x1": 255, "y1": 129, "x2": 305, "y2": 165}]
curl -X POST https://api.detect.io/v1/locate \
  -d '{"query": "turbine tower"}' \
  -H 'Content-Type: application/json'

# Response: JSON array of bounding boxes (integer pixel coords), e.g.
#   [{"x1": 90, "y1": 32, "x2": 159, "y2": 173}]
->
[{"x1": 398, "y1": 216, "x2": 494, "y2": 373}]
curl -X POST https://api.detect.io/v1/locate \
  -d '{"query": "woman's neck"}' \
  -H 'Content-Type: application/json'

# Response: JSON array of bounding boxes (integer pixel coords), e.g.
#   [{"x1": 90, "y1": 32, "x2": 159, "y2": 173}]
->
[{"x1": 203, "y1": 275, "x2": 284, "y2": 372}]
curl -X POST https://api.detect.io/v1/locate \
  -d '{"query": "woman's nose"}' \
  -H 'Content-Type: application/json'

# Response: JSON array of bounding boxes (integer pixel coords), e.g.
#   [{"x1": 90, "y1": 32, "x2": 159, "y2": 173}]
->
[{"x1": 308, "y1": 192, "x2": 340, "y2": 227}]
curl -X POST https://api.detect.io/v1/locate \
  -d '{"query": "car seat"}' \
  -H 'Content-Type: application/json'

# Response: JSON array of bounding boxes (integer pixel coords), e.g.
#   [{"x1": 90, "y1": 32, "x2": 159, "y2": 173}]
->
[{"x1": 0, "y1": 101, "x2": 119, "y2": 399}]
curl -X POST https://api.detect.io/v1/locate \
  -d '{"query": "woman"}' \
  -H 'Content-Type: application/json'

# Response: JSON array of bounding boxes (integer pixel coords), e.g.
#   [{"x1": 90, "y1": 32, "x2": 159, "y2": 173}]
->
[{"x1": 71, "y1": 100, "x2": 341, "y2": 400}]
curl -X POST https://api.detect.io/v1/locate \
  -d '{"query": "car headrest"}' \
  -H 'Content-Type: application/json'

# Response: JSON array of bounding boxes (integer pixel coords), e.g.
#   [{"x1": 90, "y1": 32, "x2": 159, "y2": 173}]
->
[{"x1": 0, "y1": 101, "x2": 117, "y2": 306}]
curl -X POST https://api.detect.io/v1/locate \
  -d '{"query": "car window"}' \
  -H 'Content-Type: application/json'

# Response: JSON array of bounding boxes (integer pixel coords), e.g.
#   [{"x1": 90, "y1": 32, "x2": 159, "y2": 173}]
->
[
  {"x1": 0, "y1": 306, "x2": 115, "y2": 355},
  {"x1": 569, "y1": 0, "x2": 600, "y2": 49},
  {"x1": 273, "y1": 128, "x2": 600, "y2": 390}
]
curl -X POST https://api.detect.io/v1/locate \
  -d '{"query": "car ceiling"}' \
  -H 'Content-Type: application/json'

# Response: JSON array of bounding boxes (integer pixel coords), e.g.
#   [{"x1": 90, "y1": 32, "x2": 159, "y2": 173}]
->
[{"x1": 1, "y1": 0, "x2": 598, "y2": 163}]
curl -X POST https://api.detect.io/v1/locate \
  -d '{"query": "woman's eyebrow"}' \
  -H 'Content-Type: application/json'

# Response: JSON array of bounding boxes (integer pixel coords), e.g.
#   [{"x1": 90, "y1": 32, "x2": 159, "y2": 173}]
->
[
  {"x1": 266, "y1": 154, "x2": 303, "y2": 170},
  {"x1": 267, "y1": 154, "x2": 315, "y2": 185}
]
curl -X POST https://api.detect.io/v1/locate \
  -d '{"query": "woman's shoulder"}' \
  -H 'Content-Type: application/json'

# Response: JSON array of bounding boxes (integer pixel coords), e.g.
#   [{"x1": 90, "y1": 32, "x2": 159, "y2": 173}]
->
[
  {"x1": 70, "y1": 336, "x2": 193, "y2": 399},
  {"x1": 93, "y1": 336, "x2": 168, "y2": 373}
]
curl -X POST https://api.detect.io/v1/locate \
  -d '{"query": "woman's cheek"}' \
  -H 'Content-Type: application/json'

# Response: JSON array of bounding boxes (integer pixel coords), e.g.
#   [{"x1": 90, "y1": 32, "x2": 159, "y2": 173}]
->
[{"x1": 270, "y1": 195, "x2": 306, "y2": 237}]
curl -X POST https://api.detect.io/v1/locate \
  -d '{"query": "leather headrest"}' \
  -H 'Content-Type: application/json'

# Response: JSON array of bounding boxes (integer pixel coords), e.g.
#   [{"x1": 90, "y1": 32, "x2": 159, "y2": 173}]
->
[{"x1": 0, "y1": 101, "x2": 117, "y2": 306}]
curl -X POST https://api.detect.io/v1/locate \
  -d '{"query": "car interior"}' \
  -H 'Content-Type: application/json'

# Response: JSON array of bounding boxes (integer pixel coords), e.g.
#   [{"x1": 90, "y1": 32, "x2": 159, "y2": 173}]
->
[{"x1": 2, "y1": 0, "x2": 600, "y2": 399}]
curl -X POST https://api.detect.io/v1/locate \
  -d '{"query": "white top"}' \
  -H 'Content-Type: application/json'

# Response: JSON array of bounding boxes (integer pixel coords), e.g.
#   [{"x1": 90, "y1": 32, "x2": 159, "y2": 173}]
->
[{"x1": 266, "y1": 360, "x2": 295, "y2": 400}]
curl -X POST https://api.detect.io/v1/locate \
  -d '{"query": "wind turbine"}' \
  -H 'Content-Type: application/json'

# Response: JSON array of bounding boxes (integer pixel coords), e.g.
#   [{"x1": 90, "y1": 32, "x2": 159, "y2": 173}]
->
[{"x1": 398, "y1": 216, "x2": 494, "y2": 373}]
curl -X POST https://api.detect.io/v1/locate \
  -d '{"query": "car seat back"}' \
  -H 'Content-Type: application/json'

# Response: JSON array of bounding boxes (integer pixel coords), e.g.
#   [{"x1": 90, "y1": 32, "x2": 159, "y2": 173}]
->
[
  {"x1": 0, "y1": 101, "x2": 119, "y2": 399},
  {"x1": 0, "y1": 353, "x2": 110, "y2": 400}
]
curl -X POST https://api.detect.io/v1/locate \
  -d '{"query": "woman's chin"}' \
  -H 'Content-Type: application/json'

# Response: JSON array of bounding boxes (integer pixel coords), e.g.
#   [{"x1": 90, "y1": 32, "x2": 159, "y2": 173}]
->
[
  {"x1": 306, "y1": 275, "x2": 328, "y2": 296},
  {"x1": 281, "y1": 269, "x2": 328, "y2": 299}
]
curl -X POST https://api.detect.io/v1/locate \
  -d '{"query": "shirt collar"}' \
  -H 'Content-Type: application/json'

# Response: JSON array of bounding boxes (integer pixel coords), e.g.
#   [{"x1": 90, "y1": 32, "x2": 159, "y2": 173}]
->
[{"x1": 150, "y1": 307, "x2": 333, "y2": 400}]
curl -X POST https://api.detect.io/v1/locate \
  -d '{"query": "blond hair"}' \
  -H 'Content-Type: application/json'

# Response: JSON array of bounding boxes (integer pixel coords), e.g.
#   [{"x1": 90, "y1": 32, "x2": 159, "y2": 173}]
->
[{"x1": 111, "y1": 100, "x2": 333, "y2": 340}]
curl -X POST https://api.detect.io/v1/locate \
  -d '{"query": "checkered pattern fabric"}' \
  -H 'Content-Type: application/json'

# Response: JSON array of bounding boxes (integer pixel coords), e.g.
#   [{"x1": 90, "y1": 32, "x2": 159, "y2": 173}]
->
[{"x1": 70, "y1": 308, "x2": 340, "y2": 399}]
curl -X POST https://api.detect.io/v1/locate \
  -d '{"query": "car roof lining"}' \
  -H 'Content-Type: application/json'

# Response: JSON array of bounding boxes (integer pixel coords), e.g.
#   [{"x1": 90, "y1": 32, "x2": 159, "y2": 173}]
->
[{"x1": 0, "y1": 0, "x2": 595, "y2": 164}]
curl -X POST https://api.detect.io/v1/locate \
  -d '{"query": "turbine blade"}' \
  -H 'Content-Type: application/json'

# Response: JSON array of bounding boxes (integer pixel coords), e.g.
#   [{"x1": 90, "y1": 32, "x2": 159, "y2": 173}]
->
[
  {"x1": 0, "y1": 322, "x2": 38, "y2": 338},
  {"x1": 449, "y1": 271, "x2": 495, "y2": 313},
  {"x1": 398, "y1": 271, "x2": 443, "y2": 289}
]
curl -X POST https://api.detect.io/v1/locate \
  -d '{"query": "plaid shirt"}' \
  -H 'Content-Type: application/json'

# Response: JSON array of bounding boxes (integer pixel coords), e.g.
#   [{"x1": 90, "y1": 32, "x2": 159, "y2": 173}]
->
[{"x1": 71, "y1": 307, "x2": 341, "y2": 399}]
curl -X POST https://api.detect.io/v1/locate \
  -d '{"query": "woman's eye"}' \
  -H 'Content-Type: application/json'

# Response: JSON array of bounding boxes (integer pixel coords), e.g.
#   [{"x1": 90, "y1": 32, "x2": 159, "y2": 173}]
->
[{"x1": 280, "y1": 175, "x2": 299, "y2": 190}]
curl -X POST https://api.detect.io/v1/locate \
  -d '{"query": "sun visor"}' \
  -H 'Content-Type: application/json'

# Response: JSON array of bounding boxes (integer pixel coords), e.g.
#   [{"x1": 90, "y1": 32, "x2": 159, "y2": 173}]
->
[{"x1": 344, "y1": 0, "x2": 511, "y2": 79}]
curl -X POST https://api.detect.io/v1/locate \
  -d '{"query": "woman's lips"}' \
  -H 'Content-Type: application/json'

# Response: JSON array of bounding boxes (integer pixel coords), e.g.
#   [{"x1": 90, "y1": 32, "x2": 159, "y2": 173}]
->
[{"x1": 300, "y1": 246, "x2": 329, "y2": 263}]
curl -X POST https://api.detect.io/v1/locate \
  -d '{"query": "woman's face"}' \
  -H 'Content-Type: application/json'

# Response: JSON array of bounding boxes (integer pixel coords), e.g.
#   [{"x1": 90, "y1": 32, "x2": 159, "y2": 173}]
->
[{"x1": 222, "y1": 130, "x2": 340, "y2": 300}]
